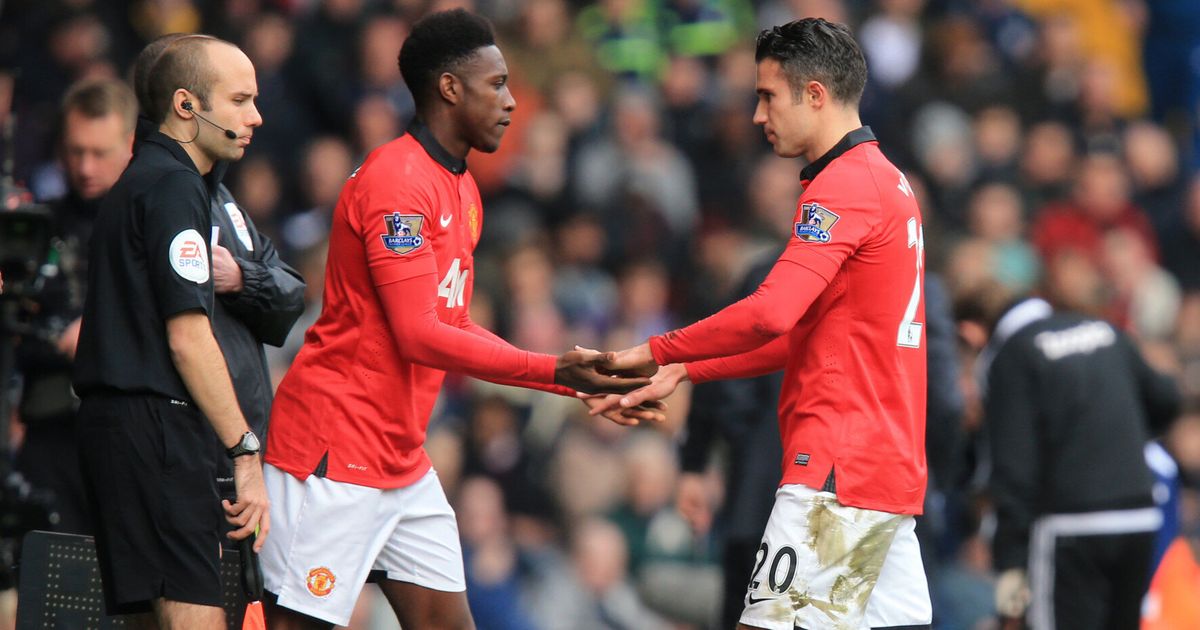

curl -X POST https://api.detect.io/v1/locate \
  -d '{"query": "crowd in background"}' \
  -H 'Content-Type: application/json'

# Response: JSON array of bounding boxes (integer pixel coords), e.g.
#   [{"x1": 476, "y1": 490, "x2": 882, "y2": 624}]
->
[{"x1": 3, "y1": 0, "x2": 1200, "y2": 628}]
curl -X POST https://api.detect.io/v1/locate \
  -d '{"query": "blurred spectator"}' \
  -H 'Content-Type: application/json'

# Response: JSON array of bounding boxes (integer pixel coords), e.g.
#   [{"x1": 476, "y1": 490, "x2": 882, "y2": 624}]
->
[
  {"x1": 1161, "y1": 175, "x2": 1200, "y2": 292},
  {"x1": 457, "y1": 476, "x2": 540, "y2": 630},
  {"x1": 227, "y1": 154, "x2": 285, "y2": 242},
  {"x1": 526, "y1": 517, "x2": 672, "y2": 630},
  {"x1": 352, "y1": 93, "x2": 403, "y2": 157},
  {"x1": 966, "y1": 181, "x2": 1039, "y2": 292},
  {"x1": 1142, "y1": 0, "x2": 1200, "y2": 170},
  {"x1": 240, "y1": 11, "x2": 315, "y2": 173},
  {"x1": 859, "y1": 0, "x2": 924, "y2": 92},
  {"x1": 355, "y1": 12, "x2": 415, "y2": 123},
  {"x1": 552, "y1": 213, "x2": 619, "y2": 343},
  {"x1": 972, "y1": 104, "x2": 1022, "y2": 183},
  {"x1": 290, "y1": 0, "x2": 364, "y2": 136},
  {"x1": 1102, "y1": 227, "x2": 1181, "y2": 341},
  {"x1": 279, "y1": 135, "x2": 353, "y2": 255},
  {"x1": 1123, "y1": 120, "x2": 1186, "y2": 237},
  {"x1": 1031, "y1": 150, "x2": 1158, "y2": 278},
  {"x1": 15, "y1": 78, "x2": 137, "y2": 537},
  {"x1": 503, "y1": 0, "x2": 611, "y2": 99},
  {"x1": 1018, "y1": 119, "x2": 1077, "y2": 209},
  {"x1": 575, "y1": 0, "x2": 665, "y2": 82}
]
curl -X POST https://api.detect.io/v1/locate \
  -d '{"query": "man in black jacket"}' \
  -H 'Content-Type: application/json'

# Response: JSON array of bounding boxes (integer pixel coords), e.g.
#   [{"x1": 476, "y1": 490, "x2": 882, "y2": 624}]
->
[
  {"x1": 959, "y1": 284, "x2": 1180, "y2": 630},
  {"x1": 15, "y1": 77, "x2": 137, "y2": 536}
]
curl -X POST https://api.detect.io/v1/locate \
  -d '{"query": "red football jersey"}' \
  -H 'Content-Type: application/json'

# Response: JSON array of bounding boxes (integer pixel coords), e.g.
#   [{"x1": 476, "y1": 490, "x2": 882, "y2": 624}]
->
[
  {"x1": 652, "y1": 129, "x2": 928, "y2": 514},
  {"x1": 267, "y1": 126, "x2": 555, "y2": 488}
]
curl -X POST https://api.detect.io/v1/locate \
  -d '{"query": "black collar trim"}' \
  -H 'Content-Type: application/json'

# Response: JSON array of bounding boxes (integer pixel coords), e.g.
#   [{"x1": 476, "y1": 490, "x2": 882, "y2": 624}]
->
[
  {"x1": 140, "y1": 129, "x2": 226, "y2": 191},
  {"x1": 408, "y1": 120, "x2": 467, "y2": 175},
  {"x1": 799, "y1": 126, "x2": 876, "y2": 184}
]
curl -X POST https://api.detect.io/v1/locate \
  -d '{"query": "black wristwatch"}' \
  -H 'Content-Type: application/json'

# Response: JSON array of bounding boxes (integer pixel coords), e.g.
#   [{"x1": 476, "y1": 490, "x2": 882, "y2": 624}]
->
[{"x1": 226, "y1": 431, "x2": 261, "y2": 460}]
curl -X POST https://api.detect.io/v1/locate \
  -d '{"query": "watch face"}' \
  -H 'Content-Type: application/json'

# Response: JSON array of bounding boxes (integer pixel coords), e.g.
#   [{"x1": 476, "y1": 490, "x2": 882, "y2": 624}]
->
[{"x1": 243, "y1": 432, "x2": 261, "y2": 452}]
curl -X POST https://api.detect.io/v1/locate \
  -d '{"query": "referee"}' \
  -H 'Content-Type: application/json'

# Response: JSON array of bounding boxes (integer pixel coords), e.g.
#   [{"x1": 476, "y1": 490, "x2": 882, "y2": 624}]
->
[
  {"x1": 959, "y1": 283, "x2": 1180, "y2": 630},
  {"x1": 72, "y1": 35, "x2": 269, "y2": 627}
]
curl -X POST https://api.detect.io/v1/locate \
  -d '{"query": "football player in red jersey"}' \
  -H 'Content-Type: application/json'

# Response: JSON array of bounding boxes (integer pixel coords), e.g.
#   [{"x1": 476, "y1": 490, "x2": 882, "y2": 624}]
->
[
  {"x1": 595, "y1": 18, "x2": 933, "y2": 630},
  {"x1": 260, "y1": 10, "x2": 657, "y2": 630}
]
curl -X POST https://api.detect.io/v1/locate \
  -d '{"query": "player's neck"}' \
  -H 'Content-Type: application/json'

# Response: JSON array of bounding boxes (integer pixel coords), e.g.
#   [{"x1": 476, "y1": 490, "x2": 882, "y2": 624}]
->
[
  {"x1": 803, "y1": 109, "x2": 863, "y2": 164},
  {"x1": 420, "y1": 112, "x2": 470, "y2": 160}
]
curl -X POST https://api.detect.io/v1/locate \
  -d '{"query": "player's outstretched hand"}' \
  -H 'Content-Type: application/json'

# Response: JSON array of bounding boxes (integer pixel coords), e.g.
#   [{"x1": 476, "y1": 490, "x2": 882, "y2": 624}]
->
[
  {"x1": 555, "y1": 348, "x2": 651, "y2": 394},
  {"x1": 596, "y1": 342, "x2": 658, "y2": 377},
  {"x1": 588, "y1": 362, "x2": 689, "y2": 417},
  {"x1": 578, "y1": 393, "x2": 668, "y2": 426},
  {"x1": 224, "y1": 455, "x2": 271, "y2": 552}
]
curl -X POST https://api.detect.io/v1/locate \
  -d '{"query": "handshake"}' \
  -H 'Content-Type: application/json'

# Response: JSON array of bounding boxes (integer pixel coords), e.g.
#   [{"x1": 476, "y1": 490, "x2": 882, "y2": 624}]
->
[{"x1": 552, "y1": 342, "x2": 689, "y2": 427}]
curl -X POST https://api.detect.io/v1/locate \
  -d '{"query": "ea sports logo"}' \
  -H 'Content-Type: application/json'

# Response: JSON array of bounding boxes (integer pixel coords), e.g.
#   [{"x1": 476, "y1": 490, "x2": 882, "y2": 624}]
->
[
  {"x1": 306, "y1": 566, "x2": 336, "y2": 598},
  {"x1": 169, "y1": 229, "x2": 210, "y2": 283}
]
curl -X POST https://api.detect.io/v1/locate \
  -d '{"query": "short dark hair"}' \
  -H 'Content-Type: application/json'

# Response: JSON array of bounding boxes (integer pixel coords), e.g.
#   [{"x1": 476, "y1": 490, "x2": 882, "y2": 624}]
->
[
  {"x1": 144, "y1": 35, "x2": 232, "y2": 123},
  {"x1": 755, "y1": 18, "x2": 867, "y2": 105},
  {"x1": 132, "y1": 33, "x2": 215, "y2": 117},
  {"x1": 61, "y1": 78, "x2": 138, "y2": 135},
  {"x1": 399, "y1": 9, "x2": 496, "y2": 111}
]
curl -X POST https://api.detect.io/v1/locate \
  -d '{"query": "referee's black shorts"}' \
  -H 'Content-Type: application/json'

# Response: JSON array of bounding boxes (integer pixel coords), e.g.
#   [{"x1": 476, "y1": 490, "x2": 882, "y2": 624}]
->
[{"x1": 78, "y1": 393, "x2": 223, "y2": 615}]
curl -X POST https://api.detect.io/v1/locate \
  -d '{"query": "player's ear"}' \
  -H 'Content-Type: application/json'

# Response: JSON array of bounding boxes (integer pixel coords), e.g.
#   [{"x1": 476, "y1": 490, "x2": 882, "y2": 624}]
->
[
  {"x1": 805, "y1": 81, "x2": 827, "y2": 108},
  {"x1": 438, "y1": 72, "x2": 461, "y2": 105}
]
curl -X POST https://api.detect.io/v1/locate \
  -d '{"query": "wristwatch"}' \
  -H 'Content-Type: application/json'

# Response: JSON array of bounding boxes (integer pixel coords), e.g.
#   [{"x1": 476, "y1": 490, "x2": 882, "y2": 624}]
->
[{"x1": 226, "y1": 431, "x2": 261, "y2": 460}]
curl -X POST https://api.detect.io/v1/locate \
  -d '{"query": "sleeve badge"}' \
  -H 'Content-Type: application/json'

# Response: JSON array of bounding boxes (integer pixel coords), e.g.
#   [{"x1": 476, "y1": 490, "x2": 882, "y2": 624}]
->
[
  {"x1": 794, "y1": 202, "x2": 840, "y2": 243},
  {"x1": 380, "y1": 213, "x2": 425, "y2": 255}
]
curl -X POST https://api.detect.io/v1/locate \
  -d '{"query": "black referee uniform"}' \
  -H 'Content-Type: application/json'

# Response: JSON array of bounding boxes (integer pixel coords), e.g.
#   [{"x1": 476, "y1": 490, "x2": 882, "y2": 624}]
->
[
  {"x1": 980, "y1": 298, "x2": 1180, "y2": 630},
  {"x1": 73, "y1": 130, "x2": 226, "y2": 614}
]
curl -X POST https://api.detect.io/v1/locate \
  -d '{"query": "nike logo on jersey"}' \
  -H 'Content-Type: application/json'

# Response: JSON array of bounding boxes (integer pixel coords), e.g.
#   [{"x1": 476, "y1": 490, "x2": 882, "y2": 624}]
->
[
  {"x1": 746, "y1": 594, "x2": 777, "y2": 606},
  {"x1": 440, "y1": 213, "x2": 452, "y2": 228}
]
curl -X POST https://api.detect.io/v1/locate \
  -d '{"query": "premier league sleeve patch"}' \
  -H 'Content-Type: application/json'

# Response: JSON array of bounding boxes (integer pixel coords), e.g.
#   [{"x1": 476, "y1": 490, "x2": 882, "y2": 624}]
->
[
  {"x1": 380, "y1": 212, "x2": 426, "y2": 255},
  {"x1": 794, "y1": 202, "x2": 841, "y2": 243}
]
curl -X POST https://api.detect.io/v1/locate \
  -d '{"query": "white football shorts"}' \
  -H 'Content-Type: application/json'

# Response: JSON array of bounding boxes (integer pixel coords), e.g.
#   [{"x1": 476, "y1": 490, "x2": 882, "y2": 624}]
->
[
  {"x1": 259, "y1": 463, "x2": 466, "y2": 626},
  {"x1": 739, "y1": 484, "x2": 932, "y2": 630}
]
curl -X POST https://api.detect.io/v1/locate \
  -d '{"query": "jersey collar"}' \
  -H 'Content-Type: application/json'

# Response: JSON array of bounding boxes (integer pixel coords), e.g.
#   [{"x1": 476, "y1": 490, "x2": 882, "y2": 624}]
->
[
  {"x1": 799, "y1": 126, "x2": 877, "y2": 186},
  {"x1": 141, "y1": 130, "x2": 226, "y2": 192},
  {"x1": 408, "y1": 119, "x2": 467, "y2": 175}
]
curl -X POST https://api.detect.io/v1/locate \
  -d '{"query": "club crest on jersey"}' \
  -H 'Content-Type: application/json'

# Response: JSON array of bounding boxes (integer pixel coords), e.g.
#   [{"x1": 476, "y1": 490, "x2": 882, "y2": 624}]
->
[
  {"x1": 380, "y1": 213, "x2": 425, "y2": 255},
  {"x1": 794, "y1": 203, "x2": 840, "y2": 243}
]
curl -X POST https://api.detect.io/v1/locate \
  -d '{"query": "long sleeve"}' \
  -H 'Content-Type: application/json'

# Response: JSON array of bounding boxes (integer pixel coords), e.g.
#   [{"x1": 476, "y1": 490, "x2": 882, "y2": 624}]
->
[
  {"x1": 685, "y1": 335, "x2": 789, "y2": 383},
  {"x1": 985, "y1": 343, "x2": 1042, "y2": 572},
  {"x1": 378, "y1": 274, "x2": 558, "y2": 384},
  {"x1": 650, "y1": 260, "x2": 827, "y2": 365},
  {"x1": 459, "y1": 320, "x2": 576, "y2": 397},
  {"x1": 223, "y1": 233, "x2": 306, "y2": 347}
]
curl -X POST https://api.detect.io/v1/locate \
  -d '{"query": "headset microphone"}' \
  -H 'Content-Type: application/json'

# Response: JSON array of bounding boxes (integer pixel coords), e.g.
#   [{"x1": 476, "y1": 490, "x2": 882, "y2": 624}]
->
[{"x1": 182, "y1": 101, "x2": 238, "y2": 139}]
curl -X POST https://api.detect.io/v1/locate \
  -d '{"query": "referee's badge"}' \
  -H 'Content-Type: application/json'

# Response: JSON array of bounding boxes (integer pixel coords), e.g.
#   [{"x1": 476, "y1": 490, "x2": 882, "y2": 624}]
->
[
  {"x1": 380, "y1": 213, "x2": 425, "y2": 255},
  {"x1": 168, "y1": 228, "x2": 210, "y2": 283},
  {"x1": 794, "y1": 202, "x2": 840, "y2": 243}
]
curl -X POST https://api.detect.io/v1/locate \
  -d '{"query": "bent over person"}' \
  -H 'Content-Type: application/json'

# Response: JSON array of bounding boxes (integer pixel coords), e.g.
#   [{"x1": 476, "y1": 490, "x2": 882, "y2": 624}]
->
[
  {"x1": 260, "y1": 10, "x2": 655, "y2": 630},
  {"x1": 72, "y1": 35, "x2": 269, "y2": 627},
  {"x1": 598, "y1": 18, "x2": 933, "y2": 629}
]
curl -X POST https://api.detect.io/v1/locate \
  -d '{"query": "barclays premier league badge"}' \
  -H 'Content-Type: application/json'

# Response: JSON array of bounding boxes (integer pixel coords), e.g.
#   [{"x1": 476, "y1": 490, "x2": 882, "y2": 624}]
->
[
  {"x1": 794, "y1": 202, "x2": 840, "y2": 243},
  {"x1": 380, "y1": 213, "x2": 425, "y2": 255}
]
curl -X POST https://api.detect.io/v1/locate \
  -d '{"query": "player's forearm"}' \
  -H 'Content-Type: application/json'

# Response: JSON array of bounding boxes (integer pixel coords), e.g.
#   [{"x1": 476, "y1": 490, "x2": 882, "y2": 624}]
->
[
  {"x1": 650, "y1": 261, "x2": 826, "y2": 365},
  {"x1": 460, "y1": 321, "x2": 577, "y2": 396},
  {"x1": 379, "y1": 280, "x2": 556, "y2": 383},
  {"x1": 684, "y1": 334, "x2": 789, "y2": 383},
  {"x1": 166, "y1": 311, "x2": 252, "y2": 447}
]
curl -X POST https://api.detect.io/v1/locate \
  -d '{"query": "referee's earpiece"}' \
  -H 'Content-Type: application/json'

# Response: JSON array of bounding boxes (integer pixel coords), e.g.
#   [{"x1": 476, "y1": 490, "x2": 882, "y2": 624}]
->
[{"x1": 180, "y1": 100, "x2": 238, "y2": 140}]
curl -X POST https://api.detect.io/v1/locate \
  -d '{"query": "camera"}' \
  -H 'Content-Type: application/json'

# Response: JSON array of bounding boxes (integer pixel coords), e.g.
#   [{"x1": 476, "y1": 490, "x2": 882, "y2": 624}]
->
[{"x1": 0, "y1": 205, "x2": 53, "y2": 299}]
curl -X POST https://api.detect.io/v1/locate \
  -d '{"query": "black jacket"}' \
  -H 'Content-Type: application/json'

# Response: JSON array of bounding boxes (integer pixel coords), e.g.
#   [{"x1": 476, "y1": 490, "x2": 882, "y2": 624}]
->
[
  {"x1": 981, "y1": 298, "x2": 1180, "y2": 570},
  {"x1": 209, "y1": 182, "x2": 305, "y2": 439}
]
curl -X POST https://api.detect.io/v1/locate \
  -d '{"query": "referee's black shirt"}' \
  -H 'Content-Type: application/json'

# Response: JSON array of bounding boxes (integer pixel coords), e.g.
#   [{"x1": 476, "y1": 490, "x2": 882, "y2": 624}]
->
[{"x1": 73, "y1": 131, "x2": 217, "y2": 403}]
